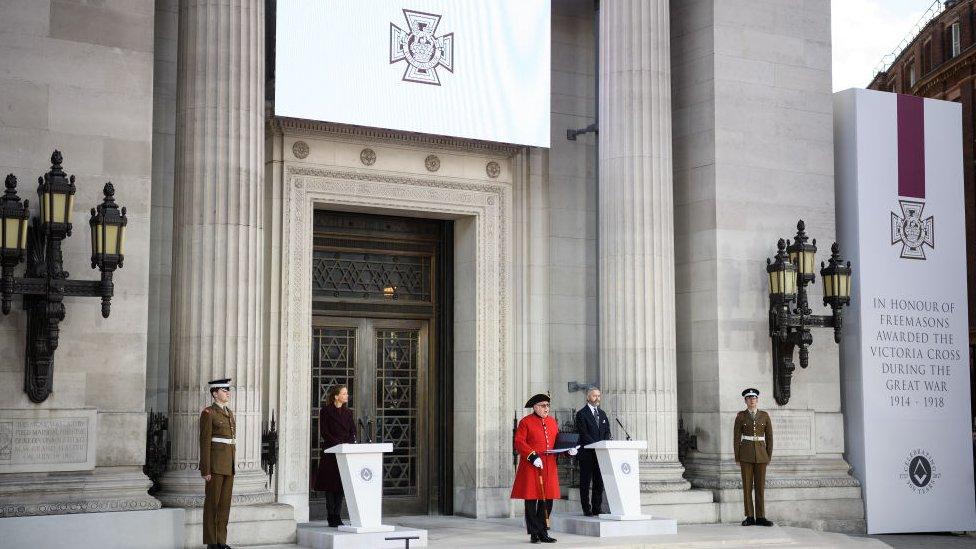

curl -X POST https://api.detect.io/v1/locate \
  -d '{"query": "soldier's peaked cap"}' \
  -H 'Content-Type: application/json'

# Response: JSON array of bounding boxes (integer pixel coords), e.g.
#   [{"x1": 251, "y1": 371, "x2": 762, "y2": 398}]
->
[
  {"x1": 741, "y1": 388, "x2": 760, "y2": 398},
  {"x1": 208, "y1": 378, "x2": 232, "y2": 389},
  {"x1": 524, "y1": 393, "x2": 551, "y2": 408}
]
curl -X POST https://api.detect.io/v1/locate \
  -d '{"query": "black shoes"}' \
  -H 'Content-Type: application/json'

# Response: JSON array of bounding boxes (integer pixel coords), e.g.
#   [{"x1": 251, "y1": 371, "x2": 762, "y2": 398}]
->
[
  {"x1": 741, "y1": 516, "x2": 756, "y2": 526},
  {"x1": 530, "y1": 534, "x2": 540, "y2": 543},
  {"x1": 755, "y1": 517, "x2": 774, "y2": 527},
  {"x1": 540, "y1": 535, "x2": 557, "y2": 543}
]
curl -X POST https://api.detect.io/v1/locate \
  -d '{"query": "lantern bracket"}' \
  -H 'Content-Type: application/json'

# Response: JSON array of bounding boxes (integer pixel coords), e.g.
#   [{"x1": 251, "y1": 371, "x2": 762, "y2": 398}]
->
[
  {"x1": 0, "y1": 152, "x2": 125, "y2": 403},
  {"x1": 767, "y1": 221, "x2": 853, "y2": 406}
]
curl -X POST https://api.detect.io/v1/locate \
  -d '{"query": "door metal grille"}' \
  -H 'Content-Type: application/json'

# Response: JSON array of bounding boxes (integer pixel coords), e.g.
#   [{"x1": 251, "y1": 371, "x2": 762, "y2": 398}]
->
[{"x1": 376, "y1": 329, "x2": 420, "y2": 497}]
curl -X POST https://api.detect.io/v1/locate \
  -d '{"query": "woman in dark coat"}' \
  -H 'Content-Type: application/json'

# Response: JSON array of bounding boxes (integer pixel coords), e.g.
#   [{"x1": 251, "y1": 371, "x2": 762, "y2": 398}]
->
[{"x1": 314, "y1": 384, "x2": 356, "y2": 527}]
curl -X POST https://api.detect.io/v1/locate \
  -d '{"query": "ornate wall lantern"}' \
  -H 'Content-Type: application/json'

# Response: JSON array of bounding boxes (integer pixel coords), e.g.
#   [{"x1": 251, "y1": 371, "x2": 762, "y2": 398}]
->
[
  {"x1": 0, "y1": 151, "x2": 128, "y2": 403},
  {"x1": 767, "y1": 220, "x2": 853, "y2": 405}
]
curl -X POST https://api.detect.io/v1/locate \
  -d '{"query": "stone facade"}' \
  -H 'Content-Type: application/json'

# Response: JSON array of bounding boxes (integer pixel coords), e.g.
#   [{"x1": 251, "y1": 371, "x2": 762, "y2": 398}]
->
[
  {"x1": 0, "y1": 0, "x2": 867, "y2": 543},
  {"x1": 0, "y1": 0, "x2": 160, "y2": 519},
  {"x1": 672, "y1": 0, "x2": 864, "y2": 530}
]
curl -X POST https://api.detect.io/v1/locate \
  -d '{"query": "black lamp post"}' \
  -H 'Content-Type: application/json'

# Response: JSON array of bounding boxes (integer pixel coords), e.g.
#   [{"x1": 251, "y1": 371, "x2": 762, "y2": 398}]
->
[
  {"x1": 767, "y1": 220, "x2": 852, "y2": 406},
  {"x1": 0, "y1": 151, "x2": 127, "y2": 403}
]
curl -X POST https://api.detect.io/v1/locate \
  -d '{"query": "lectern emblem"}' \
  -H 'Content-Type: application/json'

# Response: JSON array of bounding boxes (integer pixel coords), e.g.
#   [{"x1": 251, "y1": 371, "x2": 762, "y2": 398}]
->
[
  {"x1": 890, "y1": 200, "x2": 934, "y2": 260},
  {"x1": 620, "y1": 462, "x2": 632, "y2": 475},
  {"x1": 360, "y1": 467, "x2": 374, "y2": 482},
  {"x1": 389, "y1": 9, "x2": 454, "y2": 85}
]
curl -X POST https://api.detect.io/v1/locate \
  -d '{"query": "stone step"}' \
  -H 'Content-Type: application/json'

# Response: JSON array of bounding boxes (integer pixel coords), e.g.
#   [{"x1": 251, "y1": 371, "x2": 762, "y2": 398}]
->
[
  {"x1": 552, "y1": 488, "x2": 719, "y2": 524},
  {"x1": 641, "y1": 489, "x2": 716, "y2": 505},
  {"x1": 183, "y1": 503, "x2": 297, "y2": 548}
]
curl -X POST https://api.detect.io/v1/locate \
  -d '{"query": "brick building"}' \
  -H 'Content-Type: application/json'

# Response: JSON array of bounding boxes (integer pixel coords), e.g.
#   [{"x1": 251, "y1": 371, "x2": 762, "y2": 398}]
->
[{"x1": 868, "y1": 0, "x2": 976, "y2": 418}]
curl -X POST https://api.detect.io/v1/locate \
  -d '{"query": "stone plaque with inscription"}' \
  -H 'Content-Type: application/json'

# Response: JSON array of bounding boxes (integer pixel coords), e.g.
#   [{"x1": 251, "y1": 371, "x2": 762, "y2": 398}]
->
[
  {"x1": 0, "y1": 408, "x2": 97, "y2": 473},
  {"x1": 770, "y1": 410, "x2": 814, "y2": 456}
]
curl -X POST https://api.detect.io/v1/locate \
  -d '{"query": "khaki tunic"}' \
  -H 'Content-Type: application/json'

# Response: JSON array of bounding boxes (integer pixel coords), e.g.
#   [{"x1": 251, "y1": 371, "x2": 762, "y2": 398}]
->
[
  {"x1": 200, "y1": 403, "x2": 236, "y2": 475},
  {"x1": 733, "y1": 409, "x2": 773, "y2": 463}
]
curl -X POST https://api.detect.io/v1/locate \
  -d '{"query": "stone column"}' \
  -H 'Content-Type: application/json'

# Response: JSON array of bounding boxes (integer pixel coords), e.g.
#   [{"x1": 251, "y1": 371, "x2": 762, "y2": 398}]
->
[
  {"x1": 157, "y1": 0, "x2": 271, "y2": 507},
  {"x1": 598, "y1": 0, "x2": 689, "y2": 491}
]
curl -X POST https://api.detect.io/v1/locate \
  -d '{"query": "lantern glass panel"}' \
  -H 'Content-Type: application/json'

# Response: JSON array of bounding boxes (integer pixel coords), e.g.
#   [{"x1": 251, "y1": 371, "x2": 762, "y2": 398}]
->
[
  {"x1": 41, "y1": 193, "x2": 73, "y2": 224},
  {"x1": 785, "y1": 270, "x2": 796, "y2": 295},
  {"x1": 803, "y1": 251, "x2": 815, "y2": 275},
  {"x1": 769, "y1": 271, "x2": 780, "y2": 295},
  {"x1": 2, "y1": 217, "x2": 21, "y2": 250},
  {"x1": 95, "y1": 224, "x2": 119, "y2": 255},
  {"x1": 840, "y1": 273, "x2": 850, "y2": 298},
  {"x1": 824, "y1": 273, "x2": 835, "y2": 298}
]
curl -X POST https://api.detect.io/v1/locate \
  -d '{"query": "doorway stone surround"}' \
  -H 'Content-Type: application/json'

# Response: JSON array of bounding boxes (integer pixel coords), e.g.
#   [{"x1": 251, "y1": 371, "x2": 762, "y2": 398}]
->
[{"x1": 267, "y1": 119, "x2": 520, "y2": 521}]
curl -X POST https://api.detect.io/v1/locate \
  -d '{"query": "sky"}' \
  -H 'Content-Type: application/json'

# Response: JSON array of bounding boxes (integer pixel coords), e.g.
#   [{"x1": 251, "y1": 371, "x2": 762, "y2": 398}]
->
[{"x1": 831, "y1": 0, "x2": 940, "y2": 91}]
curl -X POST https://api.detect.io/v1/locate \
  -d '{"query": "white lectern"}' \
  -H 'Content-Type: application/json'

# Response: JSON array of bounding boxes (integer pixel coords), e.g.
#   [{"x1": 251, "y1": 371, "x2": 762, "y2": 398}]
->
[
  {"x1": 585, "y1": 440, "x2": 651, "y2": 520},
  {"x1": 551, "y1": 440, "x2": 676, "y2": 537},
  {"x1": 324, "y1": 443, "x2": 395, "y2": 533}
]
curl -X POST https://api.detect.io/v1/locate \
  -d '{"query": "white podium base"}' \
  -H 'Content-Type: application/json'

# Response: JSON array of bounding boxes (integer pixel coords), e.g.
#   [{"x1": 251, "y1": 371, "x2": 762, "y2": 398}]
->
[
  {"x1": 338, "y1": 524, "x2": 396, "y2": 533},
  {"x1": 298, "y1": 523, "x2": 427, "y2": 548},
  {"x1": 551, "y1": 514, "x2": 678, "y2": 537},
  {"x1": 598, "y1": 513, "x2": 656, "y2": 521}
]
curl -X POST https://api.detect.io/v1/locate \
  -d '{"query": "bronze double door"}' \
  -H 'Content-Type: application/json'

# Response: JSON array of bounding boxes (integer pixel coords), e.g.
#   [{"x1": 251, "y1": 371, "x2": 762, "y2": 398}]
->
[{"x1": 310, "y1": 316, "x2": 430, "y2": 516}]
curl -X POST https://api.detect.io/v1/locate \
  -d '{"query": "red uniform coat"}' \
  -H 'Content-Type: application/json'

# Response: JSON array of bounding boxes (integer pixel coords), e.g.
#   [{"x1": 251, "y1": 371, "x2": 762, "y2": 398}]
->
[{"x1": 510, "y1": 413, "x2": 561, "y2": 500}]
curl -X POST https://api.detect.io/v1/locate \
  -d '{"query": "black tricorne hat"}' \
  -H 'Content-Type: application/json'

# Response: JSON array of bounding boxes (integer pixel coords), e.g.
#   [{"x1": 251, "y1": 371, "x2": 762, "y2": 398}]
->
[
  {"x1": 524, "y1": 393, "x2": 551, "y2": 408},
  {"x1": 741, "y1": 388, "x2": 760, "y2": 398}
]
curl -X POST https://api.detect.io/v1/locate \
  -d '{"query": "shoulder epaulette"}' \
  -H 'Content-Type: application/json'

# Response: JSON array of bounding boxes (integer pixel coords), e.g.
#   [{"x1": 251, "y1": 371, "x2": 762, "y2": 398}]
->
[{"x1": 202, "y1": 408, "x2": 211, "y2": 414}]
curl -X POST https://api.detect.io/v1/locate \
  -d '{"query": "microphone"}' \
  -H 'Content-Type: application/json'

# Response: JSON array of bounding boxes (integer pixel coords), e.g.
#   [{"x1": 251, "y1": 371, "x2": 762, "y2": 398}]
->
[
  {"x1": 357, "y1": 417, "x2": 367, "y2": 442},
  {"x1": 615, "y1": 416, "x2": 632, "y2": 441},
  {"x1": 367, "y1": 417, "x2": 375, "y2": 443}
]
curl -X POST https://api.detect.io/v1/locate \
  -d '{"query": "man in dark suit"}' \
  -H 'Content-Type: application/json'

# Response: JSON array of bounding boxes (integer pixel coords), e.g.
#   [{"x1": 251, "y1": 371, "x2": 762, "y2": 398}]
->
[{"x1": 574, "y1": 386, "x2": 612, "y2": 516}]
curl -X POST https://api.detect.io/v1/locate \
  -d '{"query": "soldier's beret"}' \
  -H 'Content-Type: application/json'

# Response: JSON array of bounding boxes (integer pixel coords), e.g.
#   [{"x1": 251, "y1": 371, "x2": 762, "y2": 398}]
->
[
  {"x1": 741, "y1": 388, "x2": 760, "y2": 398},
  {"x1": 524, "y1": 393, "x2": 551, "y2": 408}
]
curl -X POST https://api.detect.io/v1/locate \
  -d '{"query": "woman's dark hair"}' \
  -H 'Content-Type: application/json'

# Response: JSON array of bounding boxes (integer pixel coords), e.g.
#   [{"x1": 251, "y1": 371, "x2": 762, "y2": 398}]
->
[{"x1": 325, "y1": 384, "x2": 348, "y2": 407}]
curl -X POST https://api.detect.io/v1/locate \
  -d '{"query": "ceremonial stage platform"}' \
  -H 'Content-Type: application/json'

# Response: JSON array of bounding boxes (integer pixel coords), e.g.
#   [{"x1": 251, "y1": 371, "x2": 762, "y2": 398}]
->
[{"x1": 244, "y1": 515, "x2": 895, "y2": 549}]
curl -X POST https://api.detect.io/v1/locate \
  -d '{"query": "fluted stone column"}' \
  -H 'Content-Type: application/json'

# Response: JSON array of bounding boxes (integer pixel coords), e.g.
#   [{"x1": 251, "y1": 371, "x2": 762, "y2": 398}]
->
[
  {"x1": 157, "y1": 0, "x2": 271, "y2": 507},
  {"x1": 598, "y1": 0, "x2": 689, "y2": 491}
]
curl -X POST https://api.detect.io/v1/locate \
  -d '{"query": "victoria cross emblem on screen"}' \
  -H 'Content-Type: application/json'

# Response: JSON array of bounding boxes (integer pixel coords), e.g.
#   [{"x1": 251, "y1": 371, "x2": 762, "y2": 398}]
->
[{"x1": 389, "y1": 9, "x2": 454, "y2": 85}]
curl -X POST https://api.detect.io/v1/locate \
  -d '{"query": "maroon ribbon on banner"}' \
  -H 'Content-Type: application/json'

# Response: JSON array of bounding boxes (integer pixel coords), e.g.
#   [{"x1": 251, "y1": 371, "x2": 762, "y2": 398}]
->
[{"x1": 897, "y1": 94, "x2": 925, "y2": 199}]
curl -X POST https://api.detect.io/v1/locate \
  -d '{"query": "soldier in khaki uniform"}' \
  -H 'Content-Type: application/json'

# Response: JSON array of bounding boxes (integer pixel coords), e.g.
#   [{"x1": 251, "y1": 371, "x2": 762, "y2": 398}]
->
[
  {"x1": 733, "y1": 388, "x2": 774, "y2": 527},
  {"x1": 200, "y1": 378, "x2": 237, "y2": 549}
]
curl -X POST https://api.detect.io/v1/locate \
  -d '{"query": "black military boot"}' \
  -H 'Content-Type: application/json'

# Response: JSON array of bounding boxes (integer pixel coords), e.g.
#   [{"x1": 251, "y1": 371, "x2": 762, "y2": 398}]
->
[
  {"x1": 530, "y1": 534, "x2": 540, "y2": 543},
  {"x1": 755, "y1": 517, "x2": 774, "y2": 527},
  {"x1": 741, "y1": 516, "x2": 756, "y2": 526}
]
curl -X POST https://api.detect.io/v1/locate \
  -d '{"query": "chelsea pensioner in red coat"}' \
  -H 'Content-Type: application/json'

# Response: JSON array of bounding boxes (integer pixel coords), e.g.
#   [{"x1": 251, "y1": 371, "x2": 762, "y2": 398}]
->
[{"x1": 511, "y1": 409, "x2": 561, "y2": 500}]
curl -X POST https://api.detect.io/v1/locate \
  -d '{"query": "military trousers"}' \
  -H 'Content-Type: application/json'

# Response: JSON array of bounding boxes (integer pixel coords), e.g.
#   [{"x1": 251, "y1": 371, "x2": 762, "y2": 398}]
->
[
  {"x1": 739, "y1": 461, "x2": 767, "y2": 518},
  {"x1": 523, "y1": 499, "x2": 553, "y2": 536},
  {"x1": 204, "y1": 472, "x2": 234, "y2": 545}
]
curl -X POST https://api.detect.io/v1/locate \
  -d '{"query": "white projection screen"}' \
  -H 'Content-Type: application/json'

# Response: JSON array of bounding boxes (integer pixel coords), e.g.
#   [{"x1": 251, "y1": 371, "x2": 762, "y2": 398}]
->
[{"x1": 275, "y1": 0, "x2": 551, "y2": 147}]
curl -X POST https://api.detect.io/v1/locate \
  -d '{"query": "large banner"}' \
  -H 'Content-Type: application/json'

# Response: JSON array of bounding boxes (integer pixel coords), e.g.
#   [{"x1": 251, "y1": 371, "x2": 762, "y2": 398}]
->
[
  {"x1": 275, "y1": 0, "x2": 551, "y2": 147},
  {"x1": 835, "y1": 88, "x2": 975, "y2": 534}
]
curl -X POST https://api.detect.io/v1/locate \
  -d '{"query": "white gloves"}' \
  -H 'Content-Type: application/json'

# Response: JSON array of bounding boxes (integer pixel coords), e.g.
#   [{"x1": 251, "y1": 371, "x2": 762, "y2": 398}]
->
[
  {"x1": 568, "y1": 446, "x2": 579, "y2": 456},
  {"x1": 532, "y1": 457, "x2": 543, "y2": 469}
]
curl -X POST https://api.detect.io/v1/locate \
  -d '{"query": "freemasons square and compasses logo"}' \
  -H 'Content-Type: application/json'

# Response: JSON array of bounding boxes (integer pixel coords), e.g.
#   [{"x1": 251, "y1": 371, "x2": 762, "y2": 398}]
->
[
  {"x1": 890, "y1": 199, "x2": 934, "y2": 260},
  {"x1": 389, "y1": 9, "x2": 454, "y2": 85}
]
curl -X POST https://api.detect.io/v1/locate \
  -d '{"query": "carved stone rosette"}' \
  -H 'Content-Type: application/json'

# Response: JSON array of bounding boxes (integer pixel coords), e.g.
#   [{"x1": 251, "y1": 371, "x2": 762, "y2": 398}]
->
[
  {"x1": 360, "y1": 148, "x2": 376, "y2": 166},
  {"x1": 292, "y1": 141, "x2": 310, "y2": 159}
]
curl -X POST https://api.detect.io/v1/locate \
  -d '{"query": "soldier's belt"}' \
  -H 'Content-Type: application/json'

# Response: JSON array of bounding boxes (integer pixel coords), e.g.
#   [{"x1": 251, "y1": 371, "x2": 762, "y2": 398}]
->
[
  {"x1": 741, "y1": 435, "x2": 765, "y2": 442},
  {"x1": 211, "y1": 437, "x2": 235, "y2": 445}
]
